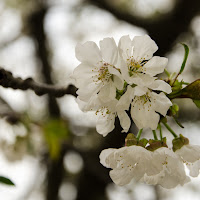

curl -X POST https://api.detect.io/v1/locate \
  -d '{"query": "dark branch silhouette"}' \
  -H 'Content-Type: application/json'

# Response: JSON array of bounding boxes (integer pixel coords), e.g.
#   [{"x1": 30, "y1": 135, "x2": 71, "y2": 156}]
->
[{"x1": 0, "y1": 67, "x2": 77, "y2": 97}]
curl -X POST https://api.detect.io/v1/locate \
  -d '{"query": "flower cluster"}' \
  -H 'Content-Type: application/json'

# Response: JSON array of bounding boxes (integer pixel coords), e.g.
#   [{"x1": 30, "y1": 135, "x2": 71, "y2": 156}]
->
[
  {"x1": 73, "y1": 35, "x2": 200, "y2": 189},
  {"x1": 72, "y1": 35, "x2": 172, "y2": 136},
  {"x1": 100, "y1": 134, "x2": 200, "y2": 189}
]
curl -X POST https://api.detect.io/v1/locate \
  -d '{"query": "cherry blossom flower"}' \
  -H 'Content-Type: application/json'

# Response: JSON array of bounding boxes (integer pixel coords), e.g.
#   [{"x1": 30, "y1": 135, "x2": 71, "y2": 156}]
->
[
  {"x1": 100, "y1": 146, "x2": 189, "y2": 188},
  {"x1": 118, "y1": 35, "x2": 168, "y2": 86},
  {"x1": 77, "y1": 95, "x2": 130, "y2": 136},
  {"x1": 100, "y1": 146, "x2": 153, "y2": 185},
  {"x1": 175, "y1": 144, "x2": 200, "y2": 177},
  {"x1": 143, "y1": 147, "x2": 189, "y2": 189},
  {"x1": 72, "y1": 37, "x2": 123, "y2": 103},
  {"x1": 119, "y1": 76, "x2": 172, "y2": 130}
]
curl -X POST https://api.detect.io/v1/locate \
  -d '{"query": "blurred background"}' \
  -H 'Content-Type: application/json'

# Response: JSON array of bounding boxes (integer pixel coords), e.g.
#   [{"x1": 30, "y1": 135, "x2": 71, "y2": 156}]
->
[{"x1": 0, "y1": 0, "x2": 200, "y2": 199}]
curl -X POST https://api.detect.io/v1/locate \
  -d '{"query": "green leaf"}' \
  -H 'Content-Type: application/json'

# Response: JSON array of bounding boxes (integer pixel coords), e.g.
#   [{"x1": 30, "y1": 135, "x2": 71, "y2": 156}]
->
[
  {"x1": 43, "y1": 119, "x2": 69, "y2": 160},
  {"x1": 0, "y1": 176, "x2": 15, "y2": 186},
  {"x1": 193, "y1": 100, "x2": 200, "y2": 109},
  {"x1": 168, "y1": 79, "x2": 200, "y2": 100},
  {"x1": 179, "y1": 43, "x2": 189, "y2": 74},
  {"x1": 181, "y1": 79, "x2": 200, "y2": 99}
]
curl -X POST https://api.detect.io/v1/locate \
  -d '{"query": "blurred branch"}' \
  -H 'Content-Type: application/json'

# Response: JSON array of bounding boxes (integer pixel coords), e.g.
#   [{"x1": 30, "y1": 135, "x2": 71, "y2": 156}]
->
[
  {"x1": 28, "y1": 3, "x2": 70, "y2": 200},
  {"x1": 88, "y1": 0, "x2": 200, "y2": 55},
  {"x1": 0, "y1": 67, "x2": 77, "y2": 97}
]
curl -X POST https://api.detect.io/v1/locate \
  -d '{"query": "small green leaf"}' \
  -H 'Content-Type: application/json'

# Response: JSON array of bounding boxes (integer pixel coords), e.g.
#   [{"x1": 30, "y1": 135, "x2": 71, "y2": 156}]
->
[
  {"x1": 0, "y1": 176, "x2": 15, "y2": 186},
  {"x1": 168, "y1": 79, "x2": 200, "y2": 100},
  {"x1": 179, "y1": 43, "x2": 189, "y2": 74},
  {"x1": 193, "y1": 100, "x2": 200, "y2": 109},
  {"x1": 43, "y1": 119, "x2": 69, "y2": 160},
  {"x1": 181, "y1": 79, "x2": 200, "y2": 99}
]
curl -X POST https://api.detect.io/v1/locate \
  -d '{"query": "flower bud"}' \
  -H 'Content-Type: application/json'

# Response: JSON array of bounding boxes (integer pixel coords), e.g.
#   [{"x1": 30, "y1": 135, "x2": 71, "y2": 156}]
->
[
  {"x1": 172, "y1": 134, "x2": 189, "y2": 152},
  {"x1": 125, "y1": 133, "x2": 137, "y2": 146}
]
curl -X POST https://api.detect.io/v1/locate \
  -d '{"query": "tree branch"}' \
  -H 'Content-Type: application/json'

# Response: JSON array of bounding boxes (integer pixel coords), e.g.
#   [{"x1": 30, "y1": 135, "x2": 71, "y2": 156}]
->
[{"x1": 0, "y1": 67, "x2": 77, "y2": 97}]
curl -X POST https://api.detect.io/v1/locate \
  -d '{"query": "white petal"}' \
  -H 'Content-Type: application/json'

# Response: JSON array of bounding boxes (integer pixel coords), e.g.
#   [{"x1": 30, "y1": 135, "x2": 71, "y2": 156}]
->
[
  {"x1": 133, "y1": 85, "x2": 147, "y2": 96},
  {"x1": 120, "y1": 59, "x2": 132, "y2": 84},
  {"x1": 131, "y1": 97, "x2": 160, "y2": 130},
  {"x1": 72, "y1": 63, "x2": 98, "y2": 88},
  {"x1": 98, "y1": 82, "x2": 116, "y2": 102},
  {"x1": 99, "y1": 149, "x2": 116, "y2": 168},
  {"x1": 117, "y1": 85, "x2": 133, "y2": 110},
  {"x1": 176, "y1": 145, "x2": 200, "y2": 163},
  {"x1": 118, "y1": 35, "x2": 132, "y2": 61},
  {"x1": 148, "y1": 79, "x2": 172, "y2": 94},
  {"x1": 76, "y1": 95, "x2": 101, "y2": 112},
  {"x1": 96, "y1": 113, "x2": 115, "y2": 136},
  {"x1": 132, "y1": 35, "x2": 158, "y2": 62},
  {"x1": 117, "y1": 111, "x2": 131, "y2": 133},
  {"x1": 150, "y1": 92, "x2": 172, "y2": 116},
  {"x1": 108, "y1": 66, "x2": 124, "y2": 90},
  {"x1": 143, "y1": 56, "x2": 168, "y2": 76},
  {"x1": 187, "y1": 160, "x2": 200, "y2": 177},
  {"x1": 77, "y1": 82, "x2": 102, "y2": 101},
  {"x1": 75, "y1": 41, "x2": 102, "y2": 65},
  {"x1": 130, "y1": 74, "x2": 155, "y2": 87},
  {"x1": 110, "y1": 168, "x2": 133, "y2": 186},
  {"x1": 99, "y1": 37, "x2": 118, "y2": 64},
  {"x1": 113, "y1": 76, "x2": 124, "y2": 90}
]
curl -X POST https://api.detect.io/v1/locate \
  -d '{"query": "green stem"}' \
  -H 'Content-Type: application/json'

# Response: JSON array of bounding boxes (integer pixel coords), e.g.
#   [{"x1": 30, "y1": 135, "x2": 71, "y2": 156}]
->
[
  {"x1": 158, "y1": 123, "x2": 163, "y2": 140},
  {"x1": 136, "y1": 129, "x2": 143, "y2": 141},
  {"x1": 182, "y1": 82, "x2": 189, "y2": 85},
  {"x1": 152, "y1": 130, "x2": 158, "y2": 140},
  {"x1": 164, "y1": 69, "x2": 170, "y2": 77},
  {"x1": 167, "y1": 90, "x2": 182, "y2": 100},
  {"x1": 162, "y1": 122, "x2": 178, "y2": 138}
]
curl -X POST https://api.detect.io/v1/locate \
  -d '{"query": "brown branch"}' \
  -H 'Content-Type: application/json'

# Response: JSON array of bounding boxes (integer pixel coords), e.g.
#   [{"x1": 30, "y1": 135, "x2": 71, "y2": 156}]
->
[{"x1": 0, "y1": 67, "x2": 77, "y2": 97}]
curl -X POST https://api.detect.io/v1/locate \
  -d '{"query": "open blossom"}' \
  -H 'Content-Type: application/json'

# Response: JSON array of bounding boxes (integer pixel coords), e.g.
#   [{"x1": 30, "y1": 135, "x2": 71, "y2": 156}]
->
[
  {"x1": 143, "y1": 147, "x2": 189, "y2": 189},
  {"x1": 100, "y1": 146, "x2": 153, "y2": 185},
  {"x1": 120, "y1": 76, "x2": 172, "y2": 130},
  {"x1": 175, "y1": 144, "x2": 200, "y2": 177},
  {"x1": 118, "y1": 35, "x2": 168, "y2": 86},
  {"x1": 72, "y1": 37, "x2": 123, "y2": 102},
  {"x1": 100, "y1": 146, "x2": 189, "y2": 188},
  {"x1": 77, "y1": 95, "x2": 130, "y2": 136}
]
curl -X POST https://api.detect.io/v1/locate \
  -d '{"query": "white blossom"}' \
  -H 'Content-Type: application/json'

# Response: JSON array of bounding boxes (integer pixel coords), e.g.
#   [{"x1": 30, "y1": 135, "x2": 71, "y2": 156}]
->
[
  {"x1": 77, "y1": 96, "x2": 130, "y2": 136},
  {"x1": 72, "y1": 38, "x2": 123, "y2": 103},
  {"x1": 118, "y1": 35, "x2": 168, "y2": 86},
  {"x1": 100, "y1": 146, "x2": 153, "y2": 185},
  {"x1": 119, "y1": 76, "x2": 172, "y2": 130},
  {"x1": 143, "y1": 147, "x2": 189, "y2": 189},
  {"x1": 100, "y1": 146, "x2": 189, "y2": 188},
  {"x1": 175, "y1": 144, "x2": 200, "y2": 177}
]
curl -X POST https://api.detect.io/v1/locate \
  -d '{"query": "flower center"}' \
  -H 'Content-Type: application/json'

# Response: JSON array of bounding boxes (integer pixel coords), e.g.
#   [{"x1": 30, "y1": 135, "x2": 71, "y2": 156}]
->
[
  {"x1": 133, "y1": 92, "x2": 153, "y2": 112},
  {"x1": 92, "y1": 63, "x2": 113, "y2": 84},
  {"x1": 127, "y1": 58, "x2": 147, "y2": 76},
  {"x1": 98, "y1": 63, "x2": 112, "y2": 82}
]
